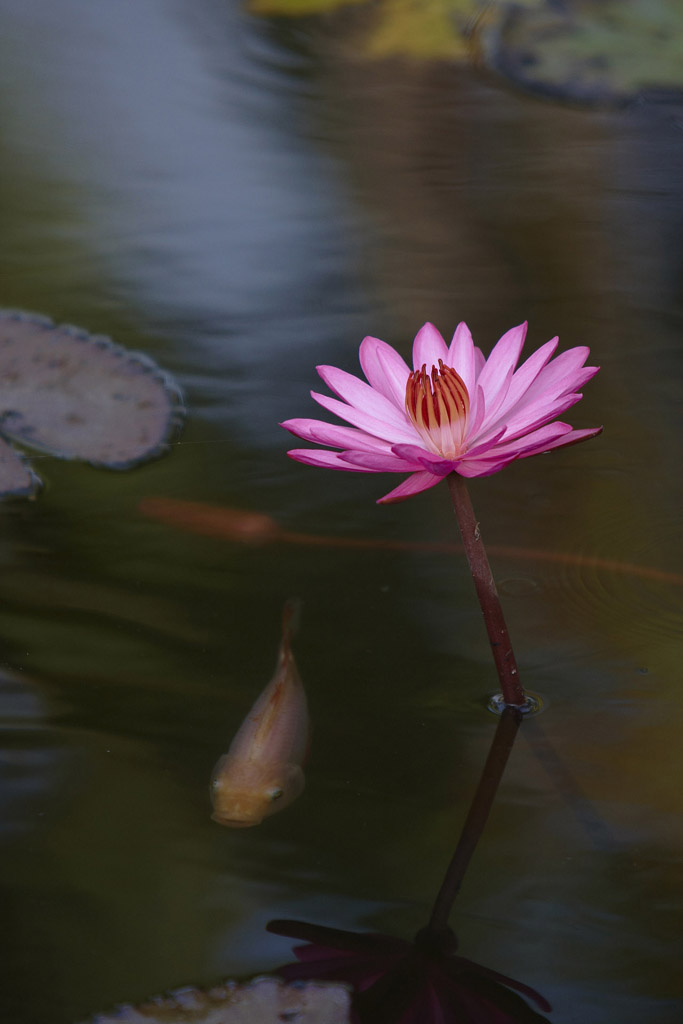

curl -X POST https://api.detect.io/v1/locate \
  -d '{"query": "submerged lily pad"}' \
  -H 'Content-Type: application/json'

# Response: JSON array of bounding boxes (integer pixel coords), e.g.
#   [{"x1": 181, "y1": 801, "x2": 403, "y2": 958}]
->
[
  {"x1": 81, "y1": 977, "x2": 351, "y2": 1023},
  {"x1": 0, "y1": 311, "x2": 183, "y2": 496},
  {"x1": 480, "y1": 0, "x2": 683, "y2": 104}
]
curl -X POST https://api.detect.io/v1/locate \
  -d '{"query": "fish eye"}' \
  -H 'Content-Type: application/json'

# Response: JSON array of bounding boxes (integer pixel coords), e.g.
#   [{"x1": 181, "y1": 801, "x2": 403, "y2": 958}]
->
[{"x1": 267, "y1": 787, "x2": 284, "y2": 802}]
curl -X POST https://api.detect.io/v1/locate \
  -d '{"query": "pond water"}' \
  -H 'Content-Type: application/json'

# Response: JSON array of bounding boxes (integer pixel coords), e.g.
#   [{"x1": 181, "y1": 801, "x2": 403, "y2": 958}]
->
[{"x1": 0, "y1": 2, "x2": 682, "y2": 1022}]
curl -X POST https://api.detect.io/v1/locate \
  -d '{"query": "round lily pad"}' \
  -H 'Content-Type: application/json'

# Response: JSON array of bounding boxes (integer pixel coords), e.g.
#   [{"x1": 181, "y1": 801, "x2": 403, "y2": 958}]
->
[
  {"x1": 480, "y1": 0, "x2": 683, "y2": 105},
  {"x1": 0, "y1": 311, "x2": 183, "y2": 471},
  {"x1": 79, "y1": 977, "x2": 351, "y2": 1023}
]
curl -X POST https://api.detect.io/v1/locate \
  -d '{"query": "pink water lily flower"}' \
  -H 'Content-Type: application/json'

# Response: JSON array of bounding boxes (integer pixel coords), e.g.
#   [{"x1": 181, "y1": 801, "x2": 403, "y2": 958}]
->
[{"x1": 282, "y1": 322, "x2": 601, "y2": 503}]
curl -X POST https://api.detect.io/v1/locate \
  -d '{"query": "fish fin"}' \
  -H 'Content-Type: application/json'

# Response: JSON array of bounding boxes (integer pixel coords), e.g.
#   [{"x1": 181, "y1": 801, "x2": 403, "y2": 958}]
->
[{"x1": 283, "y1": 763, "x2": 306, "y2": 802}]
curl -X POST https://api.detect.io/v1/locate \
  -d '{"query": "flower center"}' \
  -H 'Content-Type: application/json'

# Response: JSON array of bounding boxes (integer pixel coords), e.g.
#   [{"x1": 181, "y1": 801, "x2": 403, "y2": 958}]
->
[{"x1": 405, "y1": 360, "x2": 470, "y2": 458}]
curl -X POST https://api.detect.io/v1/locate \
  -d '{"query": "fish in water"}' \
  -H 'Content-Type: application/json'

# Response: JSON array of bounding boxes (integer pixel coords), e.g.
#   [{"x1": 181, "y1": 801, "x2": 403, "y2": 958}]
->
[
  {"x1": 139, "y1": 497, "x2": 683, "y2": 587},
  {"x1": 211, "y1": 600, "x2": 309, "y2": 828}
]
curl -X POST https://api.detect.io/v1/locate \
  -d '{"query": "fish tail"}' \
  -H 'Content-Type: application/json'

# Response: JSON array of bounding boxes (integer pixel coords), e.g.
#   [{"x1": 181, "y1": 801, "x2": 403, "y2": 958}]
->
[{"x1": 280, "y1": 598, "x2": 302, "y2": 661}]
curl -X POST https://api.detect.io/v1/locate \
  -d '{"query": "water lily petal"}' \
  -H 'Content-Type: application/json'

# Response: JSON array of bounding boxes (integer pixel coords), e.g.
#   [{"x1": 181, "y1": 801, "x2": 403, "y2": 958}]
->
[
  {"x1": 391, "y1": 445, "x2": 455, "y2": 476},
  {"x1": 311, "y1": 391, "x2": 419, "y2": 444},
  {"x1": 462, "y1": 422, "x2": 596, "y2": 473},
  {"x1": 412, "y1": 323, "x2": 448, "y2": 371},
  {"x1": 519, "y1": 363, "x2": 598, "y2": 415},
  {"x1": 480, "y1": 421, "x2": 574, "y2": 459},
  {"x1": 287, "y1": 449, "x2": 378, "y2": 472},
  {"x1": 475, "y1": 322, "x2": 527, "y2": 408},
  {"x1": 518, "y1": 424, "x2": 603, "y2": 456},
  {"x1": 459, "y1": 428, "x2": 507, "y2": 459},
  {"x1": 455, "y1": 456, "x2": 518, "y2": 477},
  {"x1": 341, "y1": 450, "x2": 424, "y2": 472},
  {"x1": 480, "y1": 359, "x2": 596, "y2": 442},
  {"x1": 466, "y1": 384, "x2": 488, "y2": 439},
  {"x1": 359, "y1": 336, "x2": 411, "y2": 409},
  {"x1": 474, "y1": 364, "x2": 514, "y2": 434},
  {"x1": 446, "y1": 322, "x2": 477, "y2": 398},
  {"x1": 490, "y1": 337, "x2": 559, "y2": 422},
  {"x1": 377, "y1": 471, "x2": 445, "y2": 504},
  {"x1": 316, "y1": 365, "x2": 411, "y2": 433},
  {"x1": 494, "y1": 391, "x2": 584, "y2": 443},
  {"x1": 281, "y1": 418, "x2": 392, "y2": 454},
  {"x1": 569, "y1": 365, "x2": 600, "y2": 391},
  {"x1": 522, "y1": 346, "x2": 595, "y2": 403},
  {"x1": 390, "y1": 443, "x2": 447, "y2": 465}
]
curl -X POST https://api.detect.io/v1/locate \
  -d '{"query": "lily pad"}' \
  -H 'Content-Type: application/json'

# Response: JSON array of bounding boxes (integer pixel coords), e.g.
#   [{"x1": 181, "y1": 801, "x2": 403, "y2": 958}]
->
[
  {"x1": 0, "y1": 311, "x2": 183, "y2": 496},
  {"x1": 0, "y1": 434, "x2": 39, "y2": 497},
  {"x1": 80, "y1": 977, "x2": 351, "y2": 1023},
  {"x1": 480, "y1": 0, "x2": 683, "y2": 104},
  {"x1": 247, "y1": 0, "x2": 543, "y2": 60},
  {"x1": 247, "y1": 0, "x2": 364, "y2": 15}
]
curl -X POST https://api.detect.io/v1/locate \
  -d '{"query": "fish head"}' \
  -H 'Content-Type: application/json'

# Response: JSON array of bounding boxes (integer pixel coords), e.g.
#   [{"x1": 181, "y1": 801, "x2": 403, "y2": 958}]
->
[{"x1": 210, "y1": 756, "x2": 305, "y2": 828}]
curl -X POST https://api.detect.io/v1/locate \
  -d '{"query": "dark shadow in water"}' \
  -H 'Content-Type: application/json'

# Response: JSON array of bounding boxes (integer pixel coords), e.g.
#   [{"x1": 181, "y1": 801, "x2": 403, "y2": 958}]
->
[
  {"x1": 139, "y1": 496, "x2": 683, "y2": 588},
  {"x1": 268, "y1": 707, "x2": 553, "y2": 1023}
]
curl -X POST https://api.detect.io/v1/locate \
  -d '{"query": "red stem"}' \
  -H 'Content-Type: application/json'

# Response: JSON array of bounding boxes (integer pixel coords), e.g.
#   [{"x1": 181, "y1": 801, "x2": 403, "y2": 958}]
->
[
  {"x1": 426, "y1": 705, "x2": 522, "y2": 934},
  {"x1": 447, "y1": 473, "x2": 526, "y2": 707}
]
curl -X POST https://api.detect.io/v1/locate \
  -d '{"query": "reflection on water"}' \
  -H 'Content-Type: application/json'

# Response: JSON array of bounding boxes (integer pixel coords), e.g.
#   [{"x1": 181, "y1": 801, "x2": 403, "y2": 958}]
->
[
  {"x1": 0, "y1": 0, "x2": 682, "y2": 1022},
  {"x1": 267, "y1": 712, "x2": 553, "y2": 1024},
  {"x1": 0, "y1": 671, "x2": 68, "y2": 841},
  {"x1": 0, "y1": 0, "x2": 365, "y2": 441},
  {"x1": 139, "y1": 495, "x2": 683, "y2": 587},
  {"x1": 83, "y1": 707, "x2": 553, "y2": 1022}
]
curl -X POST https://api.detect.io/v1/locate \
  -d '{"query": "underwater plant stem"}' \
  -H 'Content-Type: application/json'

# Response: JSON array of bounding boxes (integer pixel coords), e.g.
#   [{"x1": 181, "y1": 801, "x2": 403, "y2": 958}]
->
[
  {"x1": 447, "y1": 473, "x2": 526, "y2": 707},
  {"x1": 427, "y1": 706, "x2": 522, "y2": 935}
]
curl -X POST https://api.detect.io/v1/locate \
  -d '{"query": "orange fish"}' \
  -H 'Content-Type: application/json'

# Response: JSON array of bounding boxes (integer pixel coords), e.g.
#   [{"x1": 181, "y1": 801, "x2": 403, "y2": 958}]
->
[
  {"x1": 140, "y1": 497, "x2": 683, "y2": 587},
  {"x1": 138, "y1": 497, "x2": 279, "y2": 545},
  {"x1": 211, "y1": 601, "x2": 309, "y2": 828}
]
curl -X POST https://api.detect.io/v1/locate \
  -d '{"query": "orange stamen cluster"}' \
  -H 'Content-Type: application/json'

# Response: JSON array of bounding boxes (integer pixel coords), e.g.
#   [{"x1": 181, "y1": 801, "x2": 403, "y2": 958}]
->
[{"x1": 405, "y1": 360, "x2": 470, "y2": 458}]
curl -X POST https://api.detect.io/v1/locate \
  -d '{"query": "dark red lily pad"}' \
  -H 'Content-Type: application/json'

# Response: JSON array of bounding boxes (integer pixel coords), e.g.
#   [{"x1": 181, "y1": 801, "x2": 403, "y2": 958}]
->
[
  {"x1": 78, "y1": 976, "x2": 351, "y2": 1023},
  {"x1": 0, "y1": 311, "x2": 183, "y2": 495}
]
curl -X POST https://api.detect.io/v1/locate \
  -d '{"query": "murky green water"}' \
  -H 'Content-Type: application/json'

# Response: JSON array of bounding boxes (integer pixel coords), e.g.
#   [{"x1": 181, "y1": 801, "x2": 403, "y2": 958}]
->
[{"x1": 0, "y1": 2, "x2": 681, "y2": 1022}]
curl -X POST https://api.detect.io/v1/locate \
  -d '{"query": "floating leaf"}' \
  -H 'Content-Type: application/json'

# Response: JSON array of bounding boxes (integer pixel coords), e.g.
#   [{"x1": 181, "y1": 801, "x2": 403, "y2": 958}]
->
[
  {"x1": 246, "y1": 0, "x2": 543, "y2": 59},
  {"x1": 248, "y1": 0, "x2": 364, "y2": 15},
  {"x1": 479, "y1": 0, "x2": 683, "y2": 104},
  {"x1": 0, "y1": 434, "x2": 39, "y2": 498},
  {"x1": 365, "y1": 0, "x2": 468, "y2": 59},
  {"x1": 0, "y1": 311, "x2": 183, "y2": 496},
  {"x1": 79, "y1": 977, "x2": 351, "y2": 1023}
]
